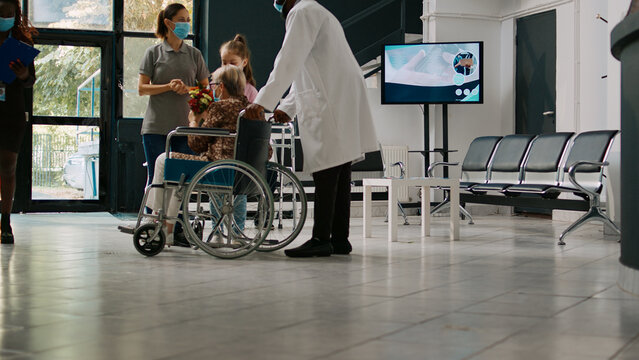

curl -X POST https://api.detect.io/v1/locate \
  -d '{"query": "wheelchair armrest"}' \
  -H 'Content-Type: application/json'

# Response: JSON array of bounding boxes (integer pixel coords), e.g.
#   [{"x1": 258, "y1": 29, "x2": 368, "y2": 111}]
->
[
  {"x1": 390, "y1": 161, "x2": 406, "y2": 179},
  {"x1": 166, "y1": 127, "x2": 235, "y2": 154},
  {"x1": 567, "y1": 160, "x2": 608, "y2": 196},
  {"x1": 172, "y1": 127, "x2": 232, "y2": 137},
  {"x1": 427, "y1": 162, "x2": 459, "y2": 177}
]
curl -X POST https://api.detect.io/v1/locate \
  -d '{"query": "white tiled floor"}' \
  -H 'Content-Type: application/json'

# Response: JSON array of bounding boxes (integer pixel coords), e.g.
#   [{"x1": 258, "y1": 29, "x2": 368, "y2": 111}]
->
[{"x1": 1, "y1": 212, "x2": 638, "y2": 359}]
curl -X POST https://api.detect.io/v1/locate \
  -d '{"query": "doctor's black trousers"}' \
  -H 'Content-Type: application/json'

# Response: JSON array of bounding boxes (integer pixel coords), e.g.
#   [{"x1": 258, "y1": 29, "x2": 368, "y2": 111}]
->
[{"x1": 312, "y1": 161, "x2": 352, "y2": 243}]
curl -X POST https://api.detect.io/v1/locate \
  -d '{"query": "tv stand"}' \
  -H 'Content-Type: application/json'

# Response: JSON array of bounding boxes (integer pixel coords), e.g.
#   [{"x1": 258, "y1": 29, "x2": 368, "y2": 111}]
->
[{"x1": 416, "y1": 104, "x2": 454, "y2": 178}]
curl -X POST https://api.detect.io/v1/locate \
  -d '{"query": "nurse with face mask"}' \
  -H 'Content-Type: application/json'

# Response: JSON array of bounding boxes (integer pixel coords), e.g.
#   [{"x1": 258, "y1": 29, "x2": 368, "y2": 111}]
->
[
  {"x1": 137, "y1": 6, "x2": 208, "y2": 197},
  {"x1": 0, "y1": 0, "x2": 38, "y2": 244},
  {"x1": 245, "y1": 0, "x2": 379, "y2": 258},
  {"x1": 134, "y1": 3, "x2": 209, "y2": 245}
]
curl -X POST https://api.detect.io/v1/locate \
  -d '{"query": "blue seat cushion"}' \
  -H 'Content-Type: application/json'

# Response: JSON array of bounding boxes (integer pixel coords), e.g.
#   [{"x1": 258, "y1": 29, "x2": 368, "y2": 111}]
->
[{"x1": 164, "y1": 158, "x2": 234, "y2": 186}]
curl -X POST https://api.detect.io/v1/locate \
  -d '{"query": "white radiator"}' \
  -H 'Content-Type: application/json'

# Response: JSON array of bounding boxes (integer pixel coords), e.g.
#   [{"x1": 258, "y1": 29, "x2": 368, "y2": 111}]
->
[
  {"x1": 351, "y1": 145, "x2": 409, "y2": 202},
  {"x1": 382, "y1": 145, "x2": 409, "y2": 202}
]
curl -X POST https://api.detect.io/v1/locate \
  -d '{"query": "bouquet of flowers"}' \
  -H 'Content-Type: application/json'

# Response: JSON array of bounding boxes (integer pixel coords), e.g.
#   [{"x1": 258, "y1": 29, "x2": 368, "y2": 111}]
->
[{"x1": 188, "y1": 83, "x2": 214, "y2": 114}]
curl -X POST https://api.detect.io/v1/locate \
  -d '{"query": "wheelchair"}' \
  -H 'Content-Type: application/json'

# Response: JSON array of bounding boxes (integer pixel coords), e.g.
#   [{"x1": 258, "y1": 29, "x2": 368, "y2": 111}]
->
[
  {"x1": 258, "y1": 151, "x2": 307, "y2": 251},
  {"x1": 132, "y1": 112, "x2": 307, "y2": 259}
]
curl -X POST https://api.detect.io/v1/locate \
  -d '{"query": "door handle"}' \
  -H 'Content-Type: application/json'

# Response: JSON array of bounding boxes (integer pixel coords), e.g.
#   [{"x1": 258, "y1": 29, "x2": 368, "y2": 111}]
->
[{"x1": 542, "y1": 111, "x2": 555, "y2": 116}]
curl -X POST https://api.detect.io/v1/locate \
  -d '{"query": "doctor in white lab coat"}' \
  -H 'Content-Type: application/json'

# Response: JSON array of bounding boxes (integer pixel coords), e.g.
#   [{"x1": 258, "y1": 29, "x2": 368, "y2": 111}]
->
[{"x1": 245, "y1": 0, "x2": 378, "y2": 258}]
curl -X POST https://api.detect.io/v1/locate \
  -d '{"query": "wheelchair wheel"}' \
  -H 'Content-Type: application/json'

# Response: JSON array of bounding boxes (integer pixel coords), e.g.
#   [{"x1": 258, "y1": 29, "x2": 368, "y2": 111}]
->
[
  {"x1": 182, "y1": 159, "x2": 274, "y2": 259},
  {"x1": 133, "y1": 223, "x2": 165, "y2": 257},
  {"x1": 257, "y1": 162, "x2": 307, "y2": 251}
]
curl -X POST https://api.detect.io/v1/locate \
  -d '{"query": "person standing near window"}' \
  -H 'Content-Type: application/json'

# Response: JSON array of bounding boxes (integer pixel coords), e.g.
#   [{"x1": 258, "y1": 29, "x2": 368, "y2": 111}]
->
[
  {"x1": 0, "y1": 0, "x2": 38, "y2": 244},
  {"x1": 138, "y1": 3, "x2": 209, "y2": 190}
]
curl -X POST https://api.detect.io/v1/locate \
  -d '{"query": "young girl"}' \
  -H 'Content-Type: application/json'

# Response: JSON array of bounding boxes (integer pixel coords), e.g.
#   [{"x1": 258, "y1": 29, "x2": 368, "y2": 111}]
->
[{"x1": 219, "y1": 34, "x2": 258, "y2": 102}]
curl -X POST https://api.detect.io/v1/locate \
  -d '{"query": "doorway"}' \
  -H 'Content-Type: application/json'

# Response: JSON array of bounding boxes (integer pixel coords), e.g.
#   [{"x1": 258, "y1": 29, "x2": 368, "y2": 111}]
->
[
  {"x1": 516, "y1": 10, "x2": 557, "y2": 135},
  {"x1": 515, "y1": 10, "x2": 557, "y2": 215},
  {"x1": 13, "y1": 37, "x2": 111, "y2": 212}
]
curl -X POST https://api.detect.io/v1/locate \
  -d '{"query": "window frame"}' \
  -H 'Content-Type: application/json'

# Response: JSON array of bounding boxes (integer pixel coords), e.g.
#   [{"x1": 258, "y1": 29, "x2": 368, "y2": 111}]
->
[{"x1": 14, "y1": 0, "x2": 201, "y2": 212}]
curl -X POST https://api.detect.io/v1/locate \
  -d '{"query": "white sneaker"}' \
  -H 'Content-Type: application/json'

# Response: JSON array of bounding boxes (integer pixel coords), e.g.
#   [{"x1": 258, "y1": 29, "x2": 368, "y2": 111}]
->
[{"x1": 163, "y1": 228, "x2": 174, "y2": 246}]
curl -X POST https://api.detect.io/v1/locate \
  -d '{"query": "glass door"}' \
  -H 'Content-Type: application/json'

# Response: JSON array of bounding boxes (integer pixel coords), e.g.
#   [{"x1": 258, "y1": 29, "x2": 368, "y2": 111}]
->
[
  {"x1": 11, "y1": 0, "x2": 199, "y2": 213},
  {"x1": 14, "y1": 38, "x2": 110, "y2": 212},
  {"x1": 32, "y1": 45, "x2": 101, "y2": 201}
]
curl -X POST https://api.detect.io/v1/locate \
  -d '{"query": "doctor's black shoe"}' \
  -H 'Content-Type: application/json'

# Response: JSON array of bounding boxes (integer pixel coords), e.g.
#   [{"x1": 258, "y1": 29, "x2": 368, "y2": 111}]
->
[
  {"x1": 331, "y1": 239, "x2": 352, "y2": 255},
  {"x1": 284, "y1": 238, "x2": 332, "y2": 258},
  {"x1": 1, "y1": 232, "x2": 14, "y2": 245}
]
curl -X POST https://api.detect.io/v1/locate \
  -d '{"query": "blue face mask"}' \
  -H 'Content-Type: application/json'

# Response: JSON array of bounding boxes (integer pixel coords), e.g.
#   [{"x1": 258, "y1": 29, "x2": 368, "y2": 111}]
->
[
  {"x1": 0, "y1": 16, "x2": 15, "y2": 32},
  {"x1": 213, "y1": 86, "x2": 221, "y2": 102},
  {"x1": 171, "y1": 21, "x2": 190, "y2": 40},
  {"x1": 273, "y1": 0, "x2": 284, "y2": 13}
]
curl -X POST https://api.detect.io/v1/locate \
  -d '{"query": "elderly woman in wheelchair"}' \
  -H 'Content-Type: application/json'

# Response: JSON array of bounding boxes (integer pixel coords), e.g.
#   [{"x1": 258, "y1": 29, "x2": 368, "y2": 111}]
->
[{"x1": 133, "y1": 65, "x2": 307, "y2": 259}]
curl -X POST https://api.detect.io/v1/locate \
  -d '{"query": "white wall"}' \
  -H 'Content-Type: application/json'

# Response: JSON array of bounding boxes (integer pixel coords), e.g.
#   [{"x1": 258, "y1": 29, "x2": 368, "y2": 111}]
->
[
  {"x1": 500, "y1": 18, "x2": 516, "y2": 136},
  {"x1": 430, "y1": 17, "x2": 505, "y2": 182},
  {"x1": 366, "y1": 88, "x2": 424, "y2": 179},
  {"x1": 366, "y1": 0, "x2": 626, "y2": 218},
  {"x1": 578, "y1": 0, "x2": 610, "y2": 132},
  {"x1": 606, "y1": 0, "x2": 630, "y2": 221},
  {"x1": 499, "y1": 0, "x2": 575, "y2": 17},
  {"x1": 555, "y1": 3, "x2": 577, "y2": 132}
]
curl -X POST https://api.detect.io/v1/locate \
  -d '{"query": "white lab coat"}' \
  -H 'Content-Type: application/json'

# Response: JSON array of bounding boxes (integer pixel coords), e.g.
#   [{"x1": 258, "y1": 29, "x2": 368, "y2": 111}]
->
[{"x1": 254, "y1": 0, "x2": 378, "y2": 174}]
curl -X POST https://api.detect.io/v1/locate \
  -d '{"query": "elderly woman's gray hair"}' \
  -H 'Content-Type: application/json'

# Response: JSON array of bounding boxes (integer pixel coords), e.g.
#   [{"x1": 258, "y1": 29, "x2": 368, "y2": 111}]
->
[{"x1": 212, "y1": 65, "x2": 246, "y2": 98}]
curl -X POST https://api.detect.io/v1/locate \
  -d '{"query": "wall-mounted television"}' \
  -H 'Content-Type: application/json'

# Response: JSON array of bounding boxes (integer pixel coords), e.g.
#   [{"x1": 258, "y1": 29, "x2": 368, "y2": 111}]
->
[{"x1": 382, "y1": 41, "x2": 483, "y2": 104}]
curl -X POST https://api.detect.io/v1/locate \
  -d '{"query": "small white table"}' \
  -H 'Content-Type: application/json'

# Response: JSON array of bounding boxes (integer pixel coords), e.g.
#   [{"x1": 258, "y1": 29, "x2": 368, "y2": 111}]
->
[{"x1": 363, "y1": 177, "x2": 460, "y2": 242}]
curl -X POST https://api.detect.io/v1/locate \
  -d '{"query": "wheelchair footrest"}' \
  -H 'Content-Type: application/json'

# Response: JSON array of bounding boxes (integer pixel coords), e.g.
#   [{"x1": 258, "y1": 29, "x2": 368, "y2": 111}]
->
[{"x1": 205, "y1": 242, "x2": 244, "y2": 249}]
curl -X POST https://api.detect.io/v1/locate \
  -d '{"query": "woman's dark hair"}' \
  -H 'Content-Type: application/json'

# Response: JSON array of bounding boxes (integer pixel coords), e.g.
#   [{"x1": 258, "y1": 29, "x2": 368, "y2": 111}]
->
[
  {"x1": 0, "y1": 0, "x2": 38, "y2": 44},
  {"x1": 155, "y1": 3, "x2": 186, "y2": 39},
  {"x1": 220, "y1": 34, "x2": 256, "y2": 87}
]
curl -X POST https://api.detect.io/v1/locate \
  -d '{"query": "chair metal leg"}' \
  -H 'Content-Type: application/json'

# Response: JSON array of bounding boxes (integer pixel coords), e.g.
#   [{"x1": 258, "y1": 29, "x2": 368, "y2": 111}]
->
[
  {"x1": 431, "y1": 200, "x2": 473, "y2": 224},
  {"x1": 430, "y1": 200, "x2": 450, "y2": 215},
  {"x1": 398, "y1": 201, "x2": 409, "y2": 225},
  {"x1": 459, "y1": 205, "x2": 474, "y2": 225},
  {"x1": 430, "y1": 188, "x2": 473, "y2": 224},
  {"x1": 600, "y1": 210, "x2": 621, "y2": 235},
  {"x1": 558, "y1": 206, "x2": 620, "y2": 245},
  {"x1": 384, "y1": 202, "x2": 410, "y2": 225}
]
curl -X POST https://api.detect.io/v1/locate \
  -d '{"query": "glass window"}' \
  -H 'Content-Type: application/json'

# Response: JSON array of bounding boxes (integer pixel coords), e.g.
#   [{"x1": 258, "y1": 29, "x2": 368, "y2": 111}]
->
[
  {"x1": 124, "y1": 0, "x2": 194, "y2": 33},
  {"x1": 28, "y1": 0, "x2": 113, "y2": 31},
  {"x1": 123, "y1": 38, "x2": 194, "y2": 118},
  {"x1": 123, "y1": 38, "x2": 159, "y2": 118},
  {"x1": 32, "y1": 125, "x2": 100, "y2": 200},
  {"x1": 34, "y1": 45, "x2": 101, "y2": 118}
]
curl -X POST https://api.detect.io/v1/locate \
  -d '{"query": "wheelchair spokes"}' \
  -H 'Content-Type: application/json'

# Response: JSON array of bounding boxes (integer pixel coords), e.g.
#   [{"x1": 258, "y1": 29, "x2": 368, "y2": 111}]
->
[
  {"x1": 133, "y1": 223, "x2": 166, "y2": 257},
  {"x1": 257, "y1": 162, "x2": 307, "y2": 251},
  {"x1": 182, "y1": 160, "x2": 274, "y2": 259}
]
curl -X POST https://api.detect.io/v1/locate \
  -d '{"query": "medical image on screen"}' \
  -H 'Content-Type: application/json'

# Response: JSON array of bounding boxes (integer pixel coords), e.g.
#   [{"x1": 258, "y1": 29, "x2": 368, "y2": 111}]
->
[
  {"x1": 453, "y1": 52, "x2": 477, "y2": 75},
  {"x1": 383, "y1": 42, "x2": 482, "y2": 104}
]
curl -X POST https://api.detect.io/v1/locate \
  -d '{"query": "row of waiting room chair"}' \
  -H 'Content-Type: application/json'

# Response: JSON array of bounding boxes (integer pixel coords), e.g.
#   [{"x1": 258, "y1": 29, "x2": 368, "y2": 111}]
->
[{"x1": 428, "y1": 130, "x2": 620, "y2": 245}]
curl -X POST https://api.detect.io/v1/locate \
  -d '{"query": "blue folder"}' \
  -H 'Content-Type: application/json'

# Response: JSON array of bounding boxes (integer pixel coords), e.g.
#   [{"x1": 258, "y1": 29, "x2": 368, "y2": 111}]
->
[{"x1": 0, "y1": 37, "x2": 40, "y2": 83}]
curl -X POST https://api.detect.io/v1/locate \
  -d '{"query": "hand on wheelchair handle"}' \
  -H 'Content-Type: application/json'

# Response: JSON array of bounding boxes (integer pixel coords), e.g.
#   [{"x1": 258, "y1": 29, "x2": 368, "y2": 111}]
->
[
  {"x1": 271, "y1": 109, "x2": 291, "y2": 124},
  {"x1": 244, "y1": 104, "x2": 266, "y2": 121}
]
